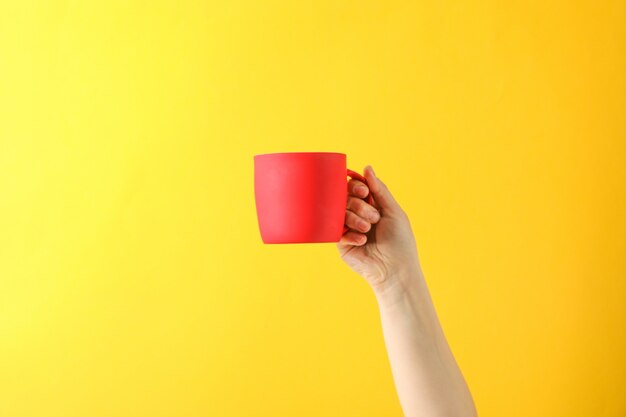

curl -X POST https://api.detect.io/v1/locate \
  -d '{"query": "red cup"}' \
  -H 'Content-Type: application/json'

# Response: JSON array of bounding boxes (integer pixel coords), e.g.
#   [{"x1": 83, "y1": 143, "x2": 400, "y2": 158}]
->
[{"x1": 254, "y1": 152, "x2": 373, "y2": 244}]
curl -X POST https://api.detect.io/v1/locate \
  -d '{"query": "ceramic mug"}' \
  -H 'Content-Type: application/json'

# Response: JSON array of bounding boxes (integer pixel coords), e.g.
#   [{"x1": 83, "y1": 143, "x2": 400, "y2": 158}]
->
[{"x1": 254, "y1": 152, "x2": 372, "y2": 244}]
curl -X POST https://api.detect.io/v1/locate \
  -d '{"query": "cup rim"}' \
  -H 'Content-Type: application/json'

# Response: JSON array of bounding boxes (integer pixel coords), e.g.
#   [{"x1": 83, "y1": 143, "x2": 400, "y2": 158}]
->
[{"x1": 254, "y1": 152, "x2": 346, "y2": 158}]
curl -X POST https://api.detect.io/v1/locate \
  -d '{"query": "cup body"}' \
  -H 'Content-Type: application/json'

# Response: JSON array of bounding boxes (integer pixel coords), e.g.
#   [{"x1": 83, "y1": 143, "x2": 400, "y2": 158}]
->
[{"x1": 254, "y1": 152, "x2": 347, "y2": 243}]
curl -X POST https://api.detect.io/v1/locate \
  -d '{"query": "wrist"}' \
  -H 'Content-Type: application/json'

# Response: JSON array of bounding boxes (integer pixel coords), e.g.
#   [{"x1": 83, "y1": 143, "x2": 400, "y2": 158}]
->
[
  {"x1": 371, "y1": 263, "x2": 424, "y2": 309},
  {"x1": 373, "y1": 264, "x2": 444, "y2": 345}
]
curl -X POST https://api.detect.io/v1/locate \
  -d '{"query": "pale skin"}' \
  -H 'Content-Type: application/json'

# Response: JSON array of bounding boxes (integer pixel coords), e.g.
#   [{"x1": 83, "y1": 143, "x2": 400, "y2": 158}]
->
[{"x1": 337, "y1": 166, "x2": 477, "y2": 417}]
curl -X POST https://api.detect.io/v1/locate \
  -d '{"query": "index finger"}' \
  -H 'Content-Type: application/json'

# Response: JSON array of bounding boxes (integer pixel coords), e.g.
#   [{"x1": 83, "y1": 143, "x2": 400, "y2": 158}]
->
[{"x1": 348, "y1": 179, "x2": 369, "y2": 198}]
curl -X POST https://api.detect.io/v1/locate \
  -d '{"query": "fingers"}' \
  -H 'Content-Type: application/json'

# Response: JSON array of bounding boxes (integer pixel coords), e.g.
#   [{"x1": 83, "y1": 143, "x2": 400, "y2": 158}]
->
[
  {"x1": 341, "y1": 166, "x2": 394, "y2": 248},
  {"x1": 348, "y1": 179, "x2": 369, "y2": 199},
  {"x1": 363, "y1": 165, "x2": 399, "y2": 212},
  {"x1": 339, "y1": 231, "x2": 367, "y2": 246},
  {"x1": 345, "y1": 210, "x2": 371, "y2": 233},
  {"x1": 347, "y1": 196, "x2": 380, "y2": 223}
]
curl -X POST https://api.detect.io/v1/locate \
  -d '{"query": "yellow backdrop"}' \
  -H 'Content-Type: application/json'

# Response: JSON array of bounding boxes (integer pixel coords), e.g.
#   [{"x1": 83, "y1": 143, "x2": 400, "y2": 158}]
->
[{"x1": 1, "y1": 1, "x2": 625, "y2": 416}]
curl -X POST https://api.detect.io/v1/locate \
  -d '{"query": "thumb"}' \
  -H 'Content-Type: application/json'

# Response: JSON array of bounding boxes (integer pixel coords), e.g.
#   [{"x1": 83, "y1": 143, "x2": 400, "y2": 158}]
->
[{"x1": 363, "y1": 165, "x2": 400, "y2": 212}]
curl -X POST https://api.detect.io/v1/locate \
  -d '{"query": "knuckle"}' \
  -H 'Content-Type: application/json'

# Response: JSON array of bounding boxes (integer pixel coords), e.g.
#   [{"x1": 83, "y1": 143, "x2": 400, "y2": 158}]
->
[
  {"x1": 345, "y1": 210, "x2": 370, "y2": 232},
  {"x1": 347, "y1": 197, "x2": 363, "y2": 212},
  {"x1": 348, "y1": 198, "x2": 379, "y2": 221},
  {"x1": 348, "y1": 179, "x2": 364, "y2": 191},
  {"x1": 344, "y1": 210, "x2": 358, "y2": 225}
]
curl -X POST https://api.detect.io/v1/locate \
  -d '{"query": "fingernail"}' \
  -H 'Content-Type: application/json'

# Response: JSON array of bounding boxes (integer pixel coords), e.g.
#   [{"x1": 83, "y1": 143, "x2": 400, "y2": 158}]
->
[
  {"x1": 358, "y1": 220, "x2": 370, "y2": 231},
  {"x1": 370, "y1": 166, "x2": 376, "y2": 177},
  {"x1": 369, "y1": 211, "x2": 380, "y2": 222},
  {"x1": 357, "y1": 185, "x2": 368, "y2": 195}
]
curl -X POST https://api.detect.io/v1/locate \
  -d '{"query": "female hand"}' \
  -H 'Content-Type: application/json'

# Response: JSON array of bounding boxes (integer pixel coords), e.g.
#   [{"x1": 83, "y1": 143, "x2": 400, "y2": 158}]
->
[
  {"x1": 337, "y1": 166, "x2": 476, "y2": 417},
  {"x1": 337, "y1": 166, "x2": 421, "y2": 293},
  {"x1": 338, "y1": 166, "x2": 478, "y2": 417}
]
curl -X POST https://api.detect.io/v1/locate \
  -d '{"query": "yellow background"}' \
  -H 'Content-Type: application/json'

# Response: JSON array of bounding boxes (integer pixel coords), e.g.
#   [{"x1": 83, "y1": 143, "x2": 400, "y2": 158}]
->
[{"x1": 1, "y1": 1, "x2": 625, "y2": 416}]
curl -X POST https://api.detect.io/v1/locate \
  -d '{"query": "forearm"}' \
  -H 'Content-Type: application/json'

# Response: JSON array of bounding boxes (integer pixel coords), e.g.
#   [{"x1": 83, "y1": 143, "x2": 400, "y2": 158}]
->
[{"x1": 374, "y1": 267, "x2": 477, "y2": 417}]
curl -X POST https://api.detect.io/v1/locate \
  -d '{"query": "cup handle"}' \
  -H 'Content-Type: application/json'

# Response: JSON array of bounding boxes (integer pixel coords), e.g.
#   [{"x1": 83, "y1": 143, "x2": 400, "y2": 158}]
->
[{"x1": 343, "y1": 169, "x2": 375, "y2": 235}]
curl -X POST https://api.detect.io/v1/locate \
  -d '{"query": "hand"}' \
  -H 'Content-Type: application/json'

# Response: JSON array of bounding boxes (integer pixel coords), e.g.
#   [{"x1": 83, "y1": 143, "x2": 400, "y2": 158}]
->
[
  {"x1": 337, "y1": 166, "x2": 421, "y2": 293},
  {"x1": 338, "y1": 167, "x2": 478, "y2": 417}
]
